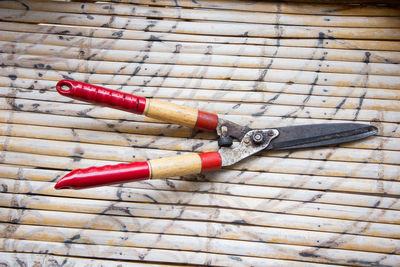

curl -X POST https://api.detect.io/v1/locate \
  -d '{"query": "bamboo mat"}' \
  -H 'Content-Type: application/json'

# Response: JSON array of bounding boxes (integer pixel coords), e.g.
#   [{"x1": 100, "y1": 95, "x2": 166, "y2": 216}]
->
[{"x1": 0, "y1": 0, "x2": 400, "y2": 265}]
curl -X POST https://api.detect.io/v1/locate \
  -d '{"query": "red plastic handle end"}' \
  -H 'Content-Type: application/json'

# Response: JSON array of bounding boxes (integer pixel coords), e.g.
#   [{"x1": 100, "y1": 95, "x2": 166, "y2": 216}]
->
[
  {"x1": 54, "y1": 161, "x2": 150, "y2": 190},
  {"x1": 56, "y1": 79, "x2": 76, "y2": 97},
  {"x1": 56, "y1": 80, "x2": 147, "y2": 115}
]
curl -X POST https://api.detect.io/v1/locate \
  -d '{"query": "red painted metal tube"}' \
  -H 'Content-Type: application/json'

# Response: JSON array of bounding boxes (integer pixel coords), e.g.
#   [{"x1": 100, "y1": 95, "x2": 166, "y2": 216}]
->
[
  {"x1": 195, "y1": 110, "x2": 219, "y2": 132},
  {"x1": 199, "y1": 152, "x2": 222, "y2": 172},
  {"x1": 54, "y1": 162, "x2": 150, "y2": 189},
  {"x1": 56, "y1": 80, "x2": 146, "y2": 114}
]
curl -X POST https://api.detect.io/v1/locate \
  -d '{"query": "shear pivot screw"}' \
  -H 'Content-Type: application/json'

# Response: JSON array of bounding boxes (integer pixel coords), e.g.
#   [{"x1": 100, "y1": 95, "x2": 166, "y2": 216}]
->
[{"x1": 252, "y1": 132, "x2": 264, "y2": 144}]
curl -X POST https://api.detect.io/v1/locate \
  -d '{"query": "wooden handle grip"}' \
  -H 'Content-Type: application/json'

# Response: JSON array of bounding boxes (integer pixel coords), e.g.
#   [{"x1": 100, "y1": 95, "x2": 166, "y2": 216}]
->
[
  {"x1": 54, "y1": 152, "x2": 222, "y2": 189},
  {"x1": 149, "y1": 152, "x2": 221, "y2": 179},
  {"x1": 149, "y1": 154, "x2": 202, "y2": 179},
  {"x1": 56, "y1": 80, "x2": 218, "y2": 131},
  {"x1": 145, "y1": 99, "x2": 218, "y2": 131}
]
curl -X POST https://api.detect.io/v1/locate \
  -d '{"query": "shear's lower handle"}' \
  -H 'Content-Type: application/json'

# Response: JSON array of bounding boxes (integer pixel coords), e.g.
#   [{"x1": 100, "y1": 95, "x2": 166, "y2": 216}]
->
[
  {"x1": 56, "y1": 80, "x2": 218, "y2": 131},
  {"x1": 54, "y1": 152, "x2": 222, "y2": 190}
]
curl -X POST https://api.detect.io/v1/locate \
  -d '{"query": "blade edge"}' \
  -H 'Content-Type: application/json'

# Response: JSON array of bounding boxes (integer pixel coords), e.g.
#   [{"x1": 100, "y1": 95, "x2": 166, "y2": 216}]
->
[{"x1": 268, "y1": 123, "x2": 378, "y2": 151}]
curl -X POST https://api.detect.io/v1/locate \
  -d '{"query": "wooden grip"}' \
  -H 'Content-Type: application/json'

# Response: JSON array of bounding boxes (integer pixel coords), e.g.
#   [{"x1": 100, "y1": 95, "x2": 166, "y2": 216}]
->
[
  {"x1": 149, "y1": 154, "x2": 202, "y2": 179},
  {"x1": 145, "y1": 99, "x2": 218, "y2": 131},
  {"x1": 145, "y1": 99, "x2": 198, "y2": 129},
  {"x1": 149, "y1": 152, "x2": 222, "y2": 179}
]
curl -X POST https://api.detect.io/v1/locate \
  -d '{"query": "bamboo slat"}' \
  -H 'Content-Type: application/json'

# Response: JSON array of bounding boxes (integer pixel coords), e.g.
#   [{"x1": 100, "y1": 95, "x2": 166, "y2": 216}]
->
[
  {"x1": 2, "y1": 223, "x2": 400, "y2": 264},
  {"x1": 2, "y1": 0, "x2": 400, "y2": 28},
  {"x1": 126, "y1": 0, "x2": 400, "y2": 17},
  {"x1": 1, "y1": 9, "x2": 400, "y2": 40},
  {"x1": 0, "y1": 208, "x2": 396, "y2": 255},
  {"x1": 0, "y1": 238, "x2": 338, "y2": 266},
  {"x1": 2, "y1": 206, "x2": 399, "y2": 253},
  {"x1": 1, "y1": 0, "x2": 399, "y2": 265},
  {"x1": 2, "y1": 193, "x2": 400, "y2": 240},
  {"x1": 2, "y1": 71, "x2": 400, "y2": 101},
  {"x1": 0, "y1": 252, "x2": 165, "y2": 267},
  {"x1": 1, "y1": 21, "x2": 399, "y2": 51},
  {"x1": 3, "y1": 41, "x2": 400, "y2": 76},
  {"x1": 2, "y1": 31, "x2": 400, "y2": 65},
  {"x1": 3, "y1": 54, "x2": 400, "y2": 89}
]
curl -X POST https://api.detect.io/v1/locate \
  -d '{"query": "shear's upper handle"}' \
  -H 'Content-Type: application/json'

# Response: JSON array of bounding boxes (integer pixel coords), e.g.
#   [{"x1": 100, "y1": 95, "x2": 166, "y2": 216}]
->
[
  {"x1": 54, "y1": 152, "x2": 222, "y2": 189},
  {"x1": 56, "y1": 80, "x2": 218, "y2": 132}
]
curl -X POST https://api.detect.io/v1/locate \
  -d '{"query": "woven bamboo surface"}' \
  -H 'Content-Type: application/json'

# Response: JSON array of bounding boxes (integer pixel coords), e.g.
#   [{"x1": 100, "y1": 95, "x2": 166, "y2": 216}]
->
[{"x1": 0, "y1": 0, "x2": 399, "y2": 266}]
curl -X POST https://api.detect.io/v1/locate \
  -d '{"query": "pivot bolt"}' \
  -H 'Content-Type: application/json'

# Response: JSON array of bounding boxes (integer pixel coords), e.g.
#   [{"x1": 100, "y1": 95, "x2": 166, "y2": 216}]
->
[{"x1": 252, "y1": 132, "x2": 264, "y2": 144}]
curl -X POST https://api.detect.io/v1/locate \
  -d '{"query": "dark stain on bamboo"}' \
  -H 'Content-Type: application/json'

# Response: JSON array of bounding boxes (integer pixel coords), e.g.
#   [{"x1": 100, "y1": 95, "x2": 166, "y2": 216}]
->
[
  {"x1": 112, "y1": 30, "x2": 124, "y2": 39},
  {"x1": 8, "y1": 74, "x2": 17, "y2": 80},
  {"x1": 64, "y1": 233, "x2": 81, "y2": 248}
]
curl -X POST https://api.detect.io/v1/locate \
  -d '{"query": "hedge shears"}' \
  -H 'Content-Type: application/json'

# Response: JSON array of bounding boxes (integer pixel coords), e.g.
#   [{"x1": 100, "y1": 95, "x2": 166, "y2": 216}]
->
[{"x1": 54, "y1": 80, "x2": 378, "y2": 190}]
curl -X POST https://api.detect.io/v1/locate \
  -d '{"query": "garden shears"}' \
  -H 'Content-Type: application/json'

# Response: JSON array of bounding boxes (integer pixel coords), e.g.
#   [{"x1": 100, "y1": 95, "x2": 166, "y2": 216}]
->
[{"x1": 54, "y1": 80, "x2": 378, "y2": 190}]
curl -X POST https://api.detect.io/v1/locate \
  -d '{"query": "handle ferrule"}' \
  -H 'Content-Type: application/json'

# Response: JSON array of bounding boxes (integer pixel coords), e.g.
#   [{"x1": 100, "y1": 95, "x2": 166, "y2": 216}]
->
[
  {"x1": 196, "y1": 110, "x2": 219, "y2": 132},
  {"x1": 200, "y1": 152, "x2": 222, "y2": 172}
]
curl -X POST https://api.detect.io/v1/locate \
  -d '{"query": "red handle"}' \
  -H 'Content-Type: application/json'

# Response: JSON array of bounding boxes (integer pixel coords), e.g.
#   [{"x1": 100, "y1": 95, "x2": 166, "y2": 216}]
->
[
  {"x1": 56, "y1": 80, "x2": 218, "y2": 132},
  {"x1": 54, "y1": 152, "x2": 222, "y2": 190},
  {"x1": 56, "y1": 79, "x2": 147, "y2": 114},
  {"x1": 54, "y1": 161, "x2": 151, "y2": 189}
]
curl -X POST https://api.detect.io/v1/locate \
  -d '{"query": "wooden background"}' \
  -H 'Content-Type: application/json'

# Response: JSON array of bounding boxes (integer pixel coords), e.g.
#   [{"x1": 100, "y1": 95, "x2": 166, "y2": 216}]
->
[{"x1": 0, "y1": 0, "x2": 399, "y2": 266}]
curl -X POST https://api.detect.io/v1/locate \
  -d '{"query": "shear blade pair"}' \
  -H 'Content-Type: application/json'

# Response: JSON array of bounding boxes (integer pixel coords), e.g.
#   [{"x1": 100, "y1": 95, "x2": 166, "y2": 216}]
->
[{"x1": 54, "y1": 80, "x2": 378, "y2": 190}]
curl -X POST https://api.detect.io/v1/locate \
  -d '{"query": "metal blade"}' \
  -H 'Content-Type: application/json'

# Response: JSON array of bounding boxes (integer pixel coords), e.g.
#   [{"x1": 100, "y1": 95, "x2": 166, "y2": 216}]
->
[{"x1": 267, "y1": 123, "x2": 378, "y2": 151}]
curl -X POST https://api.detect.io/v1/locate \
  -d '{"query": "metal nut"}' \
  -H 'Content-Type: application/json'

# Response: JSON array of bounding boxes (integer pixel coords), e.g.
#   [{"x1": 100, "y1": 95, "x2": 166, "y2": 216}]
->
[{"x1": 252, "y1": 132, "x2": 264, "y2": 144}]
